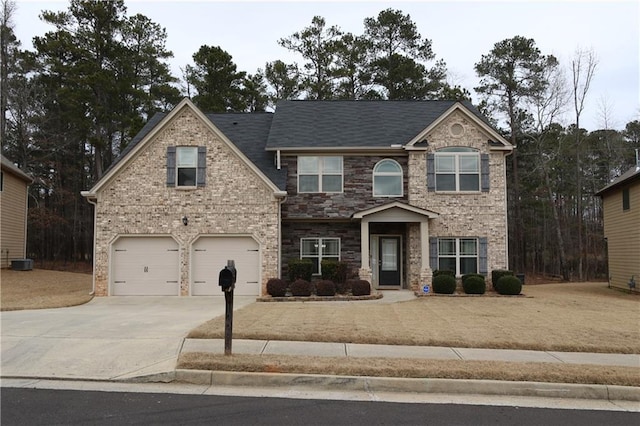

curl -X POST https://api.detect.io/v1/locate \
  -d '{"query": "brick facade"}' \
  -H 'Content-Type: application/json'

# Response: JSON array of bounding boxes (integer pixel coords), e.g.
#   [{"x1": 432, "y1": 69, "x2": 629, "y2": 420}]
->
[
  {"x1": 91, "y1": 106, "x2": 280, "y2": 296},
  {"x1": 408, "y1": 110, "x2": 510, "y2": 289},
  {"x1": 86, "y1": 100, "x2": 510, "y2": 296}
]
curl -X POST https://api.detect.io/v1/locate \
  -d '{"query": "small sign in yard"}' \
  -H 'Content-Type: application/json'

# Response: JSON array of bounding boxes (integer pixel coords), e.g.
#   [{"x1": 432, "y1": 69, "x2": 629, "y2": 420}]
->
[{"x1": 423, "y1": 285, "x2": 430, "y2": 294}]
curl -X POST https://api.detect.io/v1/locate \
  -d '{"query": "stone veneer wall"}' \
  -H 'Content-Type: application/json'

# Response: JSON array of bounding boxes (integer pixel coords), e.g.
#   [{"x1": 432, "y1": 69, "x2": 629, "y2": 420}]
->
[
  {"x1": 407, "y1": 110, "x2": 510, "y2": 291},
  {"x1": 281, "y1": 155, "x2": 408, "y2": 219},
  {"x1": 92, "y1": 107, "x2": 280, "y2": 296},
  {"x1": 280, "y1": 221, "x2": 361, "y2": 280}
]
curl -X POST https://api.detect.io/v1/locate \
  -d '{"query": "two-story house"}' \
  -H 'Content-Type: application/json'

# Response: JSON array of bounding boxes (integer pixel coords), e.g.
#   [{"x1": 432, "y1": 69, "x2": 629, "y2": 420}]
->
[{"x1": 82, "y1": 98, "x2": 512, "y2": 296}]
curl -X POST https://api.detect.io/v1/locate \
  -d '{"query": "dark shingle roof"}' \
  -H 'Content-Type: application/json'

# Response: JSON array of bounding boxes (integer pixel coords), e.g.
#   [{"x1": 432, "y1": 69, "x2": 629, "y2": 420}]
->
[
  {"x1": 101, "y1": 100, "x2": 497, "y2": 192},
  {"x1": 596, "y1": 165, "x2": 640, "y2": 196},
  {"x1": 265, "y1": 100, "x2": 489, "y2": 150},
  {"x1": 207, "y1": 113, "x2": 286, "y2": 190}
]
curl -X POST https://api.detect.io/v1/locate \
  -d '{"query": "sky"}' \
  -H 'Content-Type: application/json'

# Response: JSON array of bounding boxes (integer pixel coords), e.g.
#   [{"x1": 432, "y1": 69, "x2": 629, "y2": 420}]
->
[{"x1": 11, "y1": 0, "x2": 640, "y2": 131}]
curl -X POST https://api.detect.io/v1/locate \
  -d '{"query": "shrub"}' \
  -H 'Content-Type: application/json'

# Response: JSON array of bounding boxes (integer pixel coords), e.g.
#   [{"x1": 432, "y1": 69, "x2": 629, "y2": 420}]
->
[
  {"x1": 462, "y1": 276, "x2": 486, "y2": 294},
  {"x1": 338, "y1": 279, "x2": 356, "y2": 295},
  {"x1": 320, "y1": 260, "x2": 338, "y2": 281},
  {"x1": 288, "y1": 259, "x2": 313, "y2": 282},
  {"x1": 266, "y1": 278, "x2": 287, "y2": 297},
  {"x1": 495, "y1": 275, "x2": 522, "y2": 295},
  {"x1": 433, "y1": 274, "x2": 457, "y2": 294},
  {"x1": 433, "y1": 269, "x2": 455, "y2": 278},
  {"x1": 316, "y1": 280, "x2": 336, "y2": 297},
  {"x1": 462, "y1": 273, "x2": 485, "y2": 284},
  {"x1": 351, "y1": 280, "x2": 371, "y2": 296},
  {"x1": 334, "y1": 261, "x2": 349, "y2": 284},
  {"x1": 321, "y1": 260, "x2": 349, "y2": 284},
  {"x1": 491, "y1": 269, "x2": 514, "y2": 289},
  {"x1": 290, "y1": 279, "x2": 312, "y2": 297}
]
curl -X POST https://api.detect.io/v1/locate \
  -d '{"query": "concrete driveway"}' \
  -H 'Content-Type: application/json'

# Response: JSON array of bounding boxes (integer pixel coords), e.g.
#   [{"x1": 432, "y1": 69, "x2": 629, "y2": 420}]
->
[{"x1": 1, "y1": 296, "x2": 255, "y2": 381}]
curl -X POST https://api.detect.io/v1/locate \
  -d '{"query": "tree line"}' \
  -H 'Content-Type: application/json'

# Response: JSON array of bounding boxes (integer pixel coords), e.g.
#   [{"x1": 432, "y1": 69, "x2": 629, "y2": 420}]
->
[{"x1": 1, "y1": 0, "x2": 638, "y2": 279}]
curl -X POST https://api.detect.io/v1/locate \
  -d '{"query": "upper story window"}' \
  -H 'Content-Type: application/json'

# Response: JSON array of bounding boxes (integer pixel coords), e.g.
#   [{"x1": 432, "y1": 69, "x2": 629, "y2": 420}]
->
[
  {"x1": 177, "y1": 147, "x2": 198, "y2": 186},
  {"x1": 298, "y1": 156, "x2": 343, "y2": 193},
  {"x1": 427, "y1": 148, "x2": 489, "y2": 193},
  {"x1": 166, "y1": 146, "x2": 206, "y2": 188},
  {"x1": 373, "y1": 159, "x2": 403, "y2": 197},
  {"x1": 622, "y1": 187, "x2": 630, "y2": 210},
  {"x1": 436, "y1": 147, "x2": 479, "y2": 191}
]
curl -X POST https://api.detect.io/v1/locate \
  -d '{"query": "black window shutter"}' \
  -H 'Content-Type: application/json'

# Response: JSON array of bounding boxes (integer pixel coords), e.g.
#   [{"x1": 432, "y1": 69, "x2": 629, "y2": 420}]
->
[
  {"x1": 166, "y1": 146, "x2": 176, "y2": 187},
  {"x1": 197, "y1": 146, "x2": 206, "y2": 187},
  {"x1": 479, "y1": 237, "x2": 488, "y2": 275},
  {"x1": 429, "y1": 237, "x2": 438, "y2": 271},
  {"x1": 481, "y1": 154, "x2": 490, "y2": 192},
  {"x1": 427, "y1": 154, "x2": 435, "y2": 192}
]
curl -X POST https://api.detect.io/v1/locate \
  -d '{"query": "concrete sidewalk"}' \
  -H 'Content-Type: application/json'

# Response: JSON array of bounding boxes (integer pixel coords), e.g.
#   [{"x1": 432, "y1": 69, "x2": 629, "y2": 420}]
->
[
  {"x1": 2, "y1": 291, "x2": 639, "y2": 403},
  {"x1": 181, "y1": 339, "x2": 640, "y2": 368}
]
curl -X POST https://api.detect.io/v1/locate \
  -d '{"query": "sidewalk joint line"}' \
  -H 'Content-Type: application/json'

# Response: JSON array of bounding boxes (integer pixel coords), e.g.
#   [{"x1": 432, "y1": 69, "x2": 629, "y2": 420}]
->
[{"x1": 451, "y1": 348, "x2": 464, "y2": 360}]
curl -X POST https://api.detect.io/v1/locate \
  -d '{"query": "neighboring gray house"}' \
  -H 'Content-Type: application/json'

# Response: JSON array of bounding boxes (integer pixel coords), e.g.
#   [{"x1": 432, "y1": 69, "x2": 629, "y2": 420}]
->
[{"x1": 82, "y1": 98, "x2": 512, "y2": 296}]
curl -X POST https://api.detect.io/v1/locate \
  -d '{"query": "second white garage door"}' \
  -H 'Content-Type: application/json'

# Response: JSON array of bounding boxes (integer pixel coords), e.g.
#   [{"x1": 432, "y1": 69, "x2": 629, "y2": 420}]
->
[
  {"x1": 191, "y1": 237, "x2": 260, "y2": 296},
  {"x1": 112, "y1": 237, "x2": 180, "y2": 296}
]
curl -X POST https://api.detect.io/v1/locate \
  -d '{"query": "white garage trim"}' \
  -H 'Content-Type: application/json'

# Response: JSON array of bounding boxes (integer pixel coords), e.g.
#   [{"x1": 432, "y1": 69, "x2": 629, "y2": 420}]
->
[
  {"x1": 110, "y1": 235, "x2": 180, "y2": 296},
  {"x1": 191, "y1": 235, "x2": 260, "y2": 296}
]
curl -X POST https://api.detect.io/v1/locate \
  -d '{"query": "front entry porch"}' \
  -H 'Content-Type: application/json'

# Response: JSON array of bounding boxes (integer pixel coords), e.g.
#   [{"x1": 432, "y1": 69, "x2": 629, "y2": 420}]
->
[{"x1": 353, "y1": 202, "x2": 439, "y2": 291}]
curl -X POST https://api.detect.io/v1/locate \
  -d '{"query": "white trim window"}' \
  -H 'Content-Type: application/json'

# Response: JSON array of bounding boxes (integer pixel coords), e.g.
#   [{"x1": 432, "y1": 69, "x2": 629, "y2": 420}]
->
[
  {"x1": 373, "y1": 159, "x2": 403, "y2": 197},
  {"x1": 437, "y1": 238, "x2": 478, "y2": 275},
  {"x1": 298, "y1": 156, "x2": 343, "y2": 193},
  {"x1": 301, "y1": 237, "x2": 340, "y2": 275},
  {"x1": 176, "y1": 147, "x2": 198, "y2": 187},
  {"x1": 435, "y1": 147, "x2": 480, "y2": 192}
]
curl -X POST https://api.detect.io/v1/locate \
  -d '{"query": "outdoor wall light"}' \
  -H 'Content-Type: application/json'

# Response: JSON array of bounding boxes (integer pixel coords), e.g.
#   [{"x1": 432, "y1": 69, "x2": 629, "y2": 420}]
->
[{"x1": 182, "y1": 216, "x2": 188, "y2": 226}]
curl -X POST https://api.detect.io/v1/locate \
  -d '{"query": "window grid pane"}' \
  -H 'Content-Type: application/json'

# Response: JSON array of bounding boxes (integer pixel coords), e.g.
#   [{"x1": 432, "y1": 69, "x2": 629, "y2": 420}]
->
[
  {"x1": 435, "y1": 151, "x2": 480, "y2": 192},
  {"x1": 299, "y1": 175, "x2": 319, "y2": 192},
  {"x1": 301, "y1": 238, "x2": 340, "y2": 275},
  {"x1": 322, "y1": 157, "x2": 342, "y2": 173},
  {"x1": 322, "y1": 175, "x2": 342, "y2": 192},
  {"x1": 298, "y1": 156, "x2": 319, "y2": 173},
  {"x1": 176, "y1": 147, "x2": 197, "y2": 167},
  {"x1": 435, "y1": 155, "x2": 455, "y2": 172},
  {"x1": 437, "y1": 238, "x2": 479, "y2": 276}
]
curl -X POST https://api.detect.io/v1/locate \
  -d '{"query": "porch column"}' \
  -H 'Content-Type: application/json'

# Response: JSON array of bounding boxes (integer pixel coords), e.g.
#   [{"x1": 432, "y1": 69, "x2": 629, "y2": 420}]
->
[
  {"x1": 420, "y1": 220, "x2": 429, "y2": 268},
  {"x1": 360, "y1": 219, "x2": 370, "y2": 270}
]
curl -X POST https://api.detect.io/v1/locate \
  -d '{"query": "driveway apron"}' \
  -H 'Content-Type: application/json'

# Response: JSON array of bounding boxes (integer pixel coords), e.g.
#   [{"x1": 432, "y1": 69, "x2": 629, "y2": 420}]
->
[{"x1": 0, "y1": 296, "x2": 255, "y2": 381}]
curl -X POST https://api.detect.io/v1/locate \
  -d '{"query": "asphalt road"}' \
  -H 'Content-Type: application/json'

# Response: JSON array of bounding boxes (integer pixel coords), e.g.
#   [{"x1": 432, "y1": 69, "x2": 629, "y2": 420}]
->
[{"x1": 2, "y1": 388, "x2": 638, "y2": 426}]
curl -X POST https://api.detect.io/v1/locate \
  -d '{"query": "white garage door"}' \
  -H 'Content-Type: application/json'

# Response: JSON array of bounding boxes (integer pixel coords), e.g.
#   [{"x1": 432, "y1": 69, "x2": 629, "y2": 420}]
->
[
  {"x1": 112, "y1": 237, "x2": 180, "y2": 296},
  {"x1": 192, "y1": 237, "x2": 260, "y2": 296}
]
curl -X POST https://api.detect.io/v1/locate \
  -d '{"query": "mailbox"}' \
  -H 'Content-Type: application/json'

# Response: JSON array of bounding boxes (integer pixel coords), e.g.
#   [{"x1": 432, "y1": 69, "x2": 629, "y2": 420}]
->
[{"x1": 219, "y1": 264, "x2": 236, "y2": 292}]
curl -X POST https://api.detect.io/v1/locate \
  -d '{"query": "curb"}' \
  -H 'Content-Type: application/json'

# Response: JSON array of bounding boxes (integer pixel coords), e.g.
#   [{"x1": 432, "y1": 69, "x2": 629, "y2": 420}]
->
[{"x1": 129, "y1": 369, "x2": 640, "y2": 402}]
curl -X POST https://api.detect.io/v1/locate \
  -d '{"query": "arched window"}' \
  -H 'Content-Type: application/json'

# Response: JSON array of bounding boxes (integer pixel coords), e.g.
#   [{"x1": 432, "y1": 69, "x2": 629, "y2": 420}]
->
[{"x1": 373, "y1": 159, "x2": 403, "y2": 197}]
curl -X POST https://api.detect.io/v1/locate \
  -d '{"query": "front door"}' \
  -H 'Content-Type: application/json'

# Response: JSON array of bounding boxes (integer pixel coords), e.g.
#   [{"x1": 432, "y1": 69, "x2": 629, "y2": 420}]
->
[{"x1": 378, "y1": 236, "x2": 401, "y2": 286}]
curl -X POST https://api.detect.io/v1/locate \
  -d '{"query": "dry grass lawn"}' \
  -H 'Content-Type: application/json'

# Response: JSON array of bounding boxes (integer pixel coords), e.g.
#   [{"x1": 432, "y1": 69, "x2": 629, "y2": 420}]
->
[
  {"x1": 188, "y1": 282, "x2": 640, "y2": 354},
  {"x1": 0, "y1": 269, "x2": 93, "y2": 311},
  {"x1": 182, "y1": 282, "x2": 640, "y2": 385},
  {"x1": 178, "y1": 354, "x2": 640, "y2": 387}
]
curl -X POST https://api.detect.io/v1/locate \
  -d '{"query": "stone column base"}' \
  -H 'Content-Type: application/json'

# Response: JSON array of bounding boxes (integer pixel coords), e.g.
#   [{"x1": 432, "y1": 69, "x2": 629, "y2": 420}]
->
[
  {"x1": 358, "y1": 268, "x2": 372, "y2": 283},
  {"x1": 417, "y1": 268, "x2": 434, "y2": 295}
]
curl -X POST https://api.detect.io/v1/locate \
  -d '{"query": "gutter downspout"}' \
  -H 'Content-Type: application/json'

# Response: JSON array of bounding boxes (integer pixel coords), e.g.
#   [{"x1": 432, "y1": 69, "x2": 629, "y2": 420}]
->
[
  {"x1": 276, "y1": 192, "x2": 287, "y2": 281},
  {"x1": 81, "y1": 191, "x2": 97, "y2": 296},
  {"x1": 503, "y1": 149, "x2": 514, "y2": 270}
]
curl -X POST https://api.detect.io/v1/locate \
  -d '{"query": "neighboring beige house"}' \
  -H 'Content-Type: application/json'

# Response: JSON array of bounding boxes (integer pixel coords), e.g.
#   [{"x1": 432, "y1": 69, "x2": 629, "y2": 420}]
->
[
  {"x1": 83, "y1": 98, "x2": 512, "y2": 296},
  {"x1": 596, "y1": 160, "x2": 640, "y2": 293},
  {"x1": 1, "y1": 155, "x2": 33, "y2": 268}
]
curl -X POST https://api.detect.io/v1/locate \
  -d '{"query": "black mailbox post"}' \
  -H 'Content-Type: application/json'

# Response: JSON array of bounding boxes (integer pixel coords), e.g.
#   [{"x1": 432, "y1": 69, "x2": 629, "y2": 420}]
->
[
  {"x1": 218, "y1": 260, "x2": 236, "y2": 355},
  {"x1": 218, "y1": 265, "x2": 236, "y2": 292}
]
